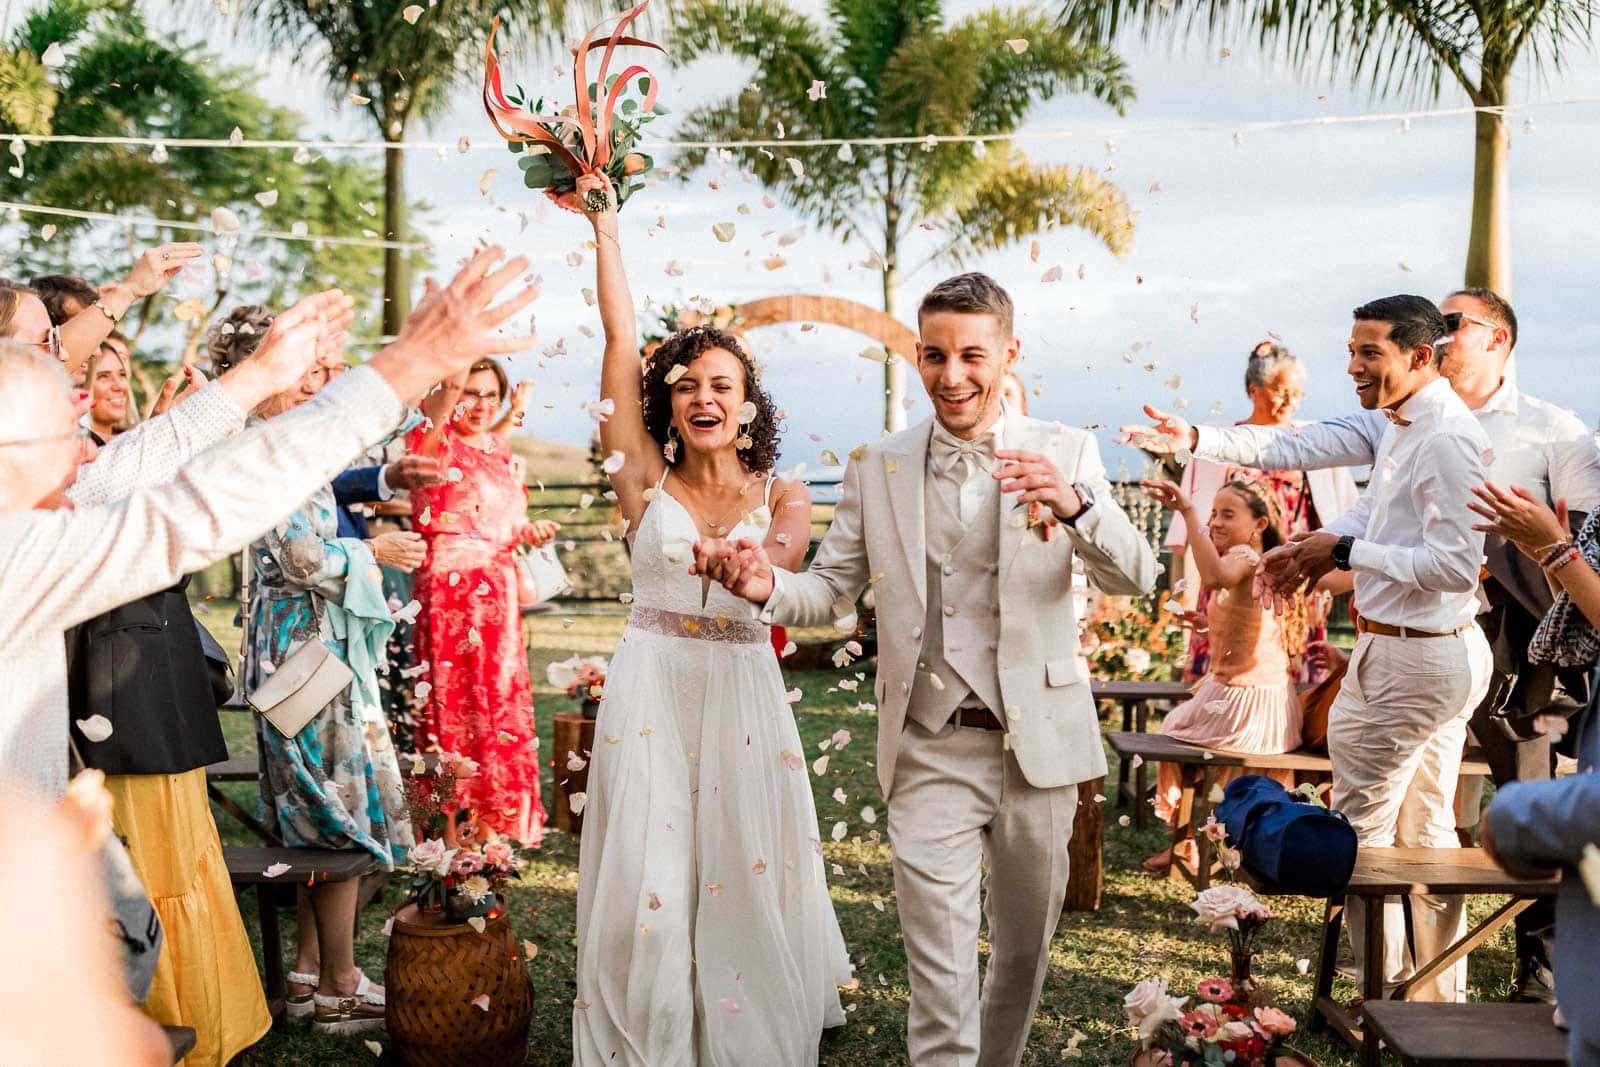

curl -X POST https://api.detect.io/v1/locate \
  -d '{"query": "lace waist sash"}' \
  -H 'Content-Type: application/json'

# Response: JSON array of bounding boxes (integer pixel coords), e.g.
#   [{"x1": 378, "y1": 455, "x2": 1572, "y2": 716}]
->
[{"x1": 627, "y1": 606, "x2": 768, "y2": 645}]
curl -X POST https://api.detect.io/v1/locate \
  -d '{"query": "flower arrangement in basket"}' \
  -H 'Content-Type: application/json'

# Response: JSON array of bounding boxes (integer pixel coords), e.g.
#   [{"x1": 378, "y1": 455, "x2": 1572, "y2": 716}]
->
[
  {"x1": 547, "y1": 654, "x2": 607, "y2": 718},
  {"x1": 483, "y1": 0, "x2": 665, "y2": 213},
  {"x1": 401, "y1": 752, "x2": 529, "y2": 923}
]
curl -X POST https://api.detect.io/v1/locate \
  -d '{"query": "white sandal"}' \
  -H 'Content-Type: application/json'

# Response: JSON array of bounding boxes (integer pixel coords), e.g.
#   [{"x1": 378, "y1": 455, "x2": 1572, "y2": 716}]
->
[
  {"x1": 311, "y1": 971, "x2": 386, "y2": 1034},
  {"x1": 285, "y1": 971, "x2": 319, "y2": 1021}
]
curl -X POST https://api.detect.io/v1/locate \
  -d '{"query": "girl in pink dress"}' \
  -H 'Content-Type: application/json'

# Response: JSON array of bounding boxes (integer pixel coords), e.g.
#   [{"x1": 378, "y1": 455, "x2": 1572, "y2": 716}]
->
[
  {"x1": 1140, "y1": 478, "x2": 1304, "y2": 870},
  {"x1": 408, "y1": 358, "x2": 559, "y2": 844}
]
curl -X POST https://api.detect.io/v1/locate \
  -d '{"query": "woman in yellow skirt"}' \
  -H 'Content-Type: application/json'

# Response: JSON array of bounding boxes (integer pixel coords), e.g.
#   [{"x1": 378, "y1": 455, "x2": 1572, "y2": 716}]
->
[{"x1": 68, "y1": 574, "x2": 271, "y2": 1065}]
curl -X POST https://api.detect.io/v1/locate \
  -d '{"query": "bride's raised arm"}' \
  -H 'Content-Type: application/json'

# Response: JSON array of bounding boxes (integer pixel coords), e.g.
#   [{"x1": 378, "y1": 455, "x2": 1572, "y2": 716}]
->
[{"x1": 585, "y1": 187, "x2": 660, "y2": 524}]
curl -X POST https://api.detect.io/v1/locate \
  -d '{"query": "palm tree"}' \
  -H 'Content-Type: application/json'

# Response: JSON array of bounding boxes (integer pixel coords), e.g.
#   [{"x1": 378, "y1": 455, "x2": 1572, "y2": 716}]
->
[
  {"x1": 670, "y1": 0, "x2": 1136, "y2": 431},
  {"x1": 1, "y1": 0, "x2": 391, "y2": 331},
  {"x1": 1058, "y1": 1, "x2": 1598, "y2": 297},
  {"x1": 250, "y1": 0, "x2": 587, "y2": 338}
]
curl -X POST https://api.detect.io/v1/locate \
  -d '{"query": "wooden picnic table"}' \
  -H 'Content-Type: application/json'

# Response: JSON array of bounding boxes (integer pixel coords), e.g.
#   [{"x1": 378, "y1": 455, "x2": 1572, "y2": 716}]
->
[
  {"x1": 1248, "y1": 847, "x2": 1560, "y2": 1067},
  {"x1": 1092, "y1": 678, "x2": 1194, "y2": 824},
  {"x1": 1358, "y1": 1001, "x2": 1568, "y2": 1067}
]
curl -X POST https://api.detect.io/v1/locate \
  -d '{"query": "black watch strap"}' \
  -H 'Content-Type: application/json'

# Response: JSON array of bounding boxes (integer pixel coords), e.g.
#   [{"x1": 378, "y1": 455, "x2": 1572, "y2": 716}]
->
[{"x1": 1333, "y1": 535, "x2": 1355, "y2": 571}]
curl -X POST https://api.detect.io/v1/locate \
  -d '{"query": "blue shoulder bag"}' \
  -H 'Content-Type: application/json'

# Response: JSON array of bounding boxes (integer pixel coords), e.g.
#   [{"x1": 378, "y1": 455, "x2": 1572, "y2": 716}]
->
[{"x1": 1214, "y1": 774, "x2": 1357, "y2": 897}]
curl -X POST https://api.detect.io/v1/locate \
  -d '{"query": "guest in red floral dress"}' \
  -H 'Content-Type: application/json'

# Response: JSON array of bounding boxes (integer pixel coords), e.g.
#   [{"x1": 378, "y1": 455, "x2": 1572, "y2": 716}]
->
[{"x1": 408, "y1": 358, "x2": 559, "y2": 844}]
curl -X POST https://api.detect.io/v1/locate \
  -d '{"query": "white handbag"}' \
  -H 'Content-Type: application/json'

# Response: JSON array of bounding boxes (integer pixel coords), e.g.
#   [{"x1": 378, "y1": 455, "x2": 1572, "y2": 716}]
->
[
  {"x1": 248, "y1": 639, "x2": 354, "y2": 738},
  {"x1": 516, "y1": 544, "x2": 573, "y2": 607}
]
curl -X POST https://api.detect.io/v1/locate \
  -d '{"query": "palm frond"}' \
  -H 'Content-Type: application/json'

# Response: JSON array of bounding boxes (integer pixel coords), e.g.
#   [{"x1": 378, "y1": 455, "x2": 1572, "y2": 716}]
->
[
  {"x1": 1057, "y1": 0, "x2": 1595, "y2": 101},
  {"x1": 0, "y1": 49, "x2": 58, "y2": 134},
  {"x1": 827, "y1": 0, "x2": 943, "y2": 101},
  {"x1": 944, "y1": 150, "x2": 1133, "y2": 262}
]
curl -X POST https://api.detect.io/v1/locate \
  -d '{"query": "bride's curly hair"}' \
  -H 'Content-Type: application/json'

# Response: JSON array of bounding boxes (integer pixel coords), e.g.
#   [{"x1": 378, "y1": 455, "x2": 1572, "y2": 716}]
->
[{"x1": 640, "y1": 324, "x2": 781, "y2": 473}]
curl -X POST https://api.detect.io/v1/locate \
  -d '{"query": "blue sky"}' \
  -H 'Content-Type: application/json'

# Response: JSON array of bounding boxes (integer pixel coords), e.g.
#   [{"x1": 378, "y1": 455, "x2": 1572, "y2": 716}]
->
[{"x1": 147, "y1": 3, "x2": 1600, "y2": 474}]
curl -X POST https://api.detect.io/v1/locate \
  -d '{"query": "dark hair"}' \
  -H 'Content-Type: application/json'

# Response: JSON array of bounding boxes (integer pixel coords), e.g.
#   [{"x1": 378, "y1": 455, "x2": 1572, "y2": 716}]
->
[
  {"x1": 466, "y1": 358, "x2": 510, "y2": 401},
  {"x1": 28, "y1": 274, "x2": 97, "y2": 326},
  {"x1": 1217, "y1": 479, "x2": 1285, "y2": 551},
  {"x1": 1351, "y1": 294, "x2": 1447, "y2": 366},
  {"x1": 1446, "y1": 287, "x2": 1518, "y2": 350},
  {"x1": 918, "y1": 272, "x2": 1015, "y2": 337},
  {"x1": 1244, "y1": 340, "x2": 1299, "y2": 392},
  {"x1": 641, "y1": 325, "x2": 780, "y2": 473},
  {"x1": 206, "y1": 305, "x2": 275, "y2": 373}
]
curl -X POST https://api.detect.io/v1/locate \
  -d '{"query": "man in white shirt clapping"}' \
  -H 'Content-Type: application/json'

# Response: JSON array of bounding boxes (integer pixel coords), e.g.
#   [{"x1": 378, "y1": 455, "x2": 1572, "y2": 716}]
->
[{"x1": 1124, "y1": 295, "x2": 1494, "y2": 1003}]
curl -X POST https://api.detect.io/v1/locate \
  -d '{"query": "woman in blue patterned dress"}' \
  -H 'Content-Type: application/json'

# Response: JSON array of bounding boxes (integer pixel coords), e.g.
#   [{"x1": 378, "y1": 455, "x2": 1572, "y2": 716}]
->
[{"x1": 218, "y1": 305, "x2": 421, "y2": 1034}]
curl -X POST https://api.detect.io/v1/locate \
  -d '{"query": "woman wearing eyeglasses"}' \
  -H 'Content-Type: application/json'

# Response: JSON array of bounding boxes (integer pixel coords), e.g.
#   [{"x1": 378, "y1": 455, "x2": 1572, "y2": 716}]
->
[{"x1": 406, "y1": 358, "x2": 559, "y2": 845}]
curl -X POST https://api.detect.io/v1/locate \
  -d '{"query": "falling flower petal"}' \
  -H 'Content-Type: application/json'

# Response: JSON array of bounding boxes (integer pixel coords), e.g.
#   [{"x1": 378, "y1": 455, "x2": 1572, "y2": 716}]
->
[
  {"x1": 721, "y1": 998, "x2": 742, "y2": 1014},
  {"x1": 522, "y1": 940, "x2": 539, "y2": 960},
  {"x1": 813, "y1": 755, "x2": 831, "y2": 776},
  {"x1": 569, "y1": 792, "x2": 588, "y2": 815},
  {"x1": 402, "y1": 4, "x2": 424, "y2": 22},
  {"x1": 471, "y1": 994, "x2": 491, "y2": 1011},
  {"x1": 831, "y1": 728, "x2": 852, "y2": 750},
  {"x1": 602, "y1": 450, "x2": 626, "y2": 474},
  {"x1": 664, "y1": 364, "x2": 687, "y2": 385},
  {"x1": 806, "y1": 80, "x2": 827, "y2": 101},
  {"x1": 40, "y1": 42, "x2": 66, "y2": 67},
  {"x1": 75, "y1": 715, "x2": 113, "y2": 742},
  {"x1": 860, "y1": 806, "x2": 877, "y2": 824},
  {"x1": 365, "y1": 1039, "x2": 383, "y2": 1056},
  {"x1": 262, "y1": 862, "x2": 292, "y2": 878},
  {"x1": 1041, "y1": 265, "x2": 1063, "y2": 283},
  {"x1": 785, "y1": 158, "x2": 804, "y2": 180},
  {"x1": 1005, "y1": 38, "x2": 1029, "y2": 53},
  {"x1": 712, "y1": 222, "x2": 736, "y2": 242},
  {"x1": 466, "y1": 916, "x2": 487, "y2": 933},
  {"x1": 255, "y1": 190, "x2": 279, "y2": 208},
  {"x1": 831, "y1": 821, "x2": 848, "y2": 841},
  {"x1": 587, "y1": 398, "x2": 616, "y2": 422}
]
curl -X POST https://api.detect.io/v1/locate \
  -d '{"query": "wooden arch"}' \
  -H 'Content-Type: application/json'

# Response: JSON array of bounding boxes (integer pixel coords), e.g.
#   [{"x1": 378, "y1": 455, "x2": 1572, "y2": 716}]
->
[{"x1": 732, "y1": 295, "x2": 918, "y2": 361}]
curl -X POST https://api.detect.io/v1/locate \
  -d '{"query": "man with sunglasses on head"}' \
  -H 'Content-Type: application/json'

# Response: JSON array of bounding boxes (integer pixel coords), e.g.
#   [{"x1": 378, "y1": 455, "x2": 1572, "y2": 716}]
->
[{"x1": 1124, "y1": 287, "x2": 1600, "y2": 1005}]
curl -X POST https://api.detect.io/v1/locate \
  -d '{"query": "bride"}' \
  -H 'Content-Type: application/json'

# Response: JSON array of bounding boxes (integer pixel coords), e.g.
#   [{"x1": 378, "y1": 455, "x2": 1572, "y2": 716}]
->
[{"x1": 567, "y1": 177, "x2": 852, "y2": 1065}]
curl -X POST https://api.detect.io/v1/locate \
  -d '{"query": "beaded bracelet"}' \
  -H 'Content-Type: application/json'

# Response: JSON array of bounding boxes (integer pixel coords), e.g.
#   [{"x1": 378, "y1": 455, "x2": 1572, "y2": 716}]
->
[
  {"x1": 1545, "y1": 548, "x2": 1583, "y2": 574},
  {"x1": 1538, "y1": 540, "x2": 1576, "y2": 568}
]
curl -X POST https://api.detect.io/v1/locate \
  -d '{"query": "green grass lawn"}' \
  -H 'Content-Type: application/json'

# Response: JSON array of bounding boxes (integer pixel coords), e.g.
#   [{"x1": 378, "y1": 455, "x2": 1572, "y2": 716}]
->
[{"x1": 207, "y1": 610, "x2": 1514, "y2": 1067}]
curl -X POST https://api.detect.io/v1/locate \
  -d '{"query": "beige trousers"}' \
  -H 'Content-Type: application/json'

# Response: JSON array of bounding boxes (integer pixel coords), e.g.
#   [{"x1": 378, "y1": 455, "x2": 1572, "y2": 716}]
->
[
  {"x1": 887, "y1": 718, "x2": 1079, "y2": 1067},
  {"x1": 1328, "y1": 627, "x2": 1492, "y2": 1003}
]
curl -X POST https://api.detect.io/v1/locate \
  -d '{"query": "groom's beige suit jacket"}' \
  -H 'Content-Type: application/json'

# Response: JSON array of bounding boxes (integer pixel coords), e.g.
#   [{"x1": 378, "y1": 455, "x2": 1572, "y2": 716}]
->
[{"x1": 764, "y1": 414, "x2": 1158, "y2": 799}]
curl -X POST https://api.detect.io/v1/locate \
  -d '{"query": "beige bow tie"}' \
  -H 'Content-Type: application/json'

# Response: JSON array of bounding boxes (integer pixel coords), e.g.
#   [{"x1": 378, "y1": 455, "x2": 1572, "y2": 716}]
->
[
  {"x1": 931, "y1": 434, "x2": 995, "y2": 474},
  {"x1": 1383, "y1": 408, "x2": 1413, "y2": 428}
]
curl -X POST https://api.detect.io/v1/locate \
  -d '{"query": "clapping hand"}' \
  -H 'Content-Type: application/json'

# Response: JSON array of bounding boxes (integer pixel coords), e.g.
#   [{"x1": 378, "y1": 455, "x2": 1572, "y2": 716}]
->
[
  {"x1": 251, "y1": 290, "x2": 356, "y2": 396},
  {"x1": 1254, "y1": 531, "x2": 1340, "y2": 614},
  {"x1": 1117, "y1": 405, "x2": 1198, "y2": 456},
  {"x1": 377, "y1": 246, "x2": 539, "y2": 404},
  {"x1": 1467, "y1": 482, "x2": 1570, "y2": 560}
]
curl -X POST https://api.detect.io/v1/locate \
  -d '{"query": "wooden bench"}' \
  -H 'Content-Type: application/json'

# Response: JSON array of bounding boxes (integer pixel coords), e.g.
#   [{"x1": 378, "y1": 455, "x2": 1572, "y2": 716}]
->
[
  {"x1": 1093, "y1": 679, "x2": 1194, "y2": 822},
  {"x1": 1358, "y1": 1001, "x2": 1568, "y2": 1067},
  {"x1": 1246, "y1": 847, "x2": 1560, "y2": 1067},
  {"x1": 225, "y1": 846, "x2": 376, "y2": 1022},
  {"x1": 1106, "y1": 731, "x2": 1339, "y2": 887}
]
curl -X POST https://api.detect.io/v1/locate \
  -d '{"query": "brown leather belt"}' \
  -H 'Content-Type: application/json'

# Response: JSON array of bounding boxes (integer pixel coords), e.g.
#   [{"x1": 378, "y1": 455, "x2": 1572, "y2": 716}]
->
[
  {"x1": 952, "y1": 707, "x2": 1004, "y2": 731},
  {"x1": 1356, "y1": 617, "x2": 1470, "y2": 640}
]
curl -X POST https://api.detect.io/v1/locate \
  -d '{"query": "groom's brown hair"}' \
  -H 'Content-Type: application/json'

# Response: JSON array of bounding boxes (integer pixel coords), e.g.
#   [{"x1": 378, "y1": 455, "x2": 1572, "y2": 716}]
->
[{"x1": 918, "y1": 272, "x2": 1014, "y2": 338}]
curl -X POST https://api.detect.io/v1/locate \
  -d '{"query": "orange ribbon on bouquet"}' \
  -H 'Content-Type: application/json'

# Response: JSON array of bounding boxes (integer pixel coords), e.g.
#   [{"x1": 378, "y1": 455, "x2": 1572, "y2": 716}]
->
[{"x1": 483, "y1": 1, "x2": 663, "y2": 209}]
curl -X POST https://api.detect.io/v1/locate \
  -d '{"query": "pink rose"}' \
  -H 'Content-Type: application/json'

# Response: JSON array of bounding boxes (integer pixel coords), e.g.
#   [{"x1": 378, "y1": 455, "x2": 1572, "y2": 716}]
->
[
  {"x1": 483, "y1": 841, "x2": 514, "y2": 870},
  {"x1": 1253, "y1": 1006, "x2": 1297, "y2": 1037}
]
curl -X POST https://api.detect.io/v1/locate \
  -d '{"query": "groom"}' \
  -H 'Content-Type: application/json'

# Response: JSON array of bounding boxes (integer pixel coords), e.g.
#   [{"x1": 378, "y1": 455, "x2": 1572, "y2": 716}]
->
[{"x1": 694, "y1": 273, "x2": 1156, "y2": 1065}]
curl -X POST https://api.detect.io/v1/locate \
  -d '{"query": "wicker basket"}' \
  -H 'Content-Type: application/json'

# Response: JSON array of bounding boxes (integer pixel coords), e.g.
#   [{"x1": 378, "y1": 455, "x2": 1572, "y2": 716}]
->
[{"x1": 385, "y1": 900, "x2": 533, "y2": 1067}]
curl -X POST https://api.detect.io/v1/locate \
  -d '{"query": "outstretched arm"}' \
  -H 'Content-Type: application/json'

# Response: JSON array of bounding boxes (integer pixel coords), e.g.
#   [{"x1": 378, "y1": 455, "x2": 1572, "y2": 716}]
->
[
  {"x1": 585, "y1": 183, "x2": 661, "y2": 521},
  {"x1": 1141, "y1": 481, "x2": 1251, "y2": 590},
  {"x1": 1120, "y1": 404, "x2": 1384, "y2": 472}
]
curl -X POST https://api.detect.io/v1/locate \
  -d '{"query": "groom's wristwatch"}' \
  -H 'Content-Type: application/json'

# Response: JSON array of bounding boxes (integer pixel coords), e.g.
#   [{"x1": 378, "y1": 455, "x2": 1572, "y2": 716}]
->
[
  {"x1": 1332, "y1": 535, "x2": 1355, "y2": 571},
  {"x1": 1064, "y1": 481, "x2": 1096, "y2": 525}
]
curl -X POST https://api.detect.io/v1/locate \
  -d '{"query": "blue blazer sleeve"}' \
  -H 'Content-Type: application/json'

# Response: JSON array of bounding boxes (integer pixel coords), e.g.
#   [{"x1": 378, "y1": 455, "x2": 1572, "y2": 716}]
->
[
  {"x1": 331, "y1": 465, "x2": 384, "y2": 508},
  {"x1": 1486, "y1": 720, "x2": 1600, "y2": 870}
]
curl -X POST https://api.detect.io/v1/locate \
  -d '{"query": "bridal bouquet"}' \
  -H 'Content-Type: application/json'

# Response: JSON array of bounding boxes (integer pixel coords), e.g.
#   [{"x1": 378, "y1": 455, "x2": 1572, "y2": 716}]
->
[{"x1": 483, "y1": 0, "x2": 665, "y2": 213}]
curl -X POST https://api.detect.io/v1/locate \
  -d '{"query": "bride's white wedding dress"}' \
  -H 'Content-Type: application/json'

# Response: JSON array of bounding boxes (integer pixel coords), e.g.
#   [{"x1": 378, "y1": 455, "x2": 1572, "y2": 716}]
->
[{"x1": 572, "y1": 474, "x2": 852, "y2": 1066}]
